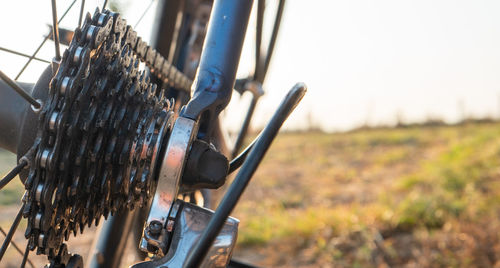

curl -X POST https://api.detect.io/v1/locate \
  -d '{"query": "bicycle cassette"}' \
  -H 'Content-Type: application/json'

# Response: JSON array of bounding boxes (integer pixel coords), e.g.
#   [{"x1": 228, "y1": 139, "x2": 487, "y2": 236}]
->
[{"x1": 21, "y1": 8, "x2": 190, "y2": 258}]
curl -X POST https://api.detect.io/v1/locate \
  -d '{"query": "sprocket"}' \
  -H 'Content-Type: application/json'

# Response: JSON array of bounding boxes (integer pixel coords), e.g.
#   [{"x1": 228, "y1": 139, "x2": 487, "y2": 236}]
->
[{"x1": 22, "y1": 8, "x2": 190, "y2": 260}]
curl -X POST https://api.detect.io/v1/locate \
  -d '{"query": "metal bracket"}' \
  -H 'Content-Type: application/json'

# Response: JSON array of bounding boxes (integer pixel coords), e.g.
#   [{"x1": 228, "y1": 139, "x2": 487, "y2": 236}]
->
[
  {"x1": 140, "y1": 0, "x2": 253, "y2": 260},
  {"x1": 140, "y1": 116, "x2": 198, "y2": 255},
  {"x1": 133, "y1": 200, "x2": 239, "y2": 268}
]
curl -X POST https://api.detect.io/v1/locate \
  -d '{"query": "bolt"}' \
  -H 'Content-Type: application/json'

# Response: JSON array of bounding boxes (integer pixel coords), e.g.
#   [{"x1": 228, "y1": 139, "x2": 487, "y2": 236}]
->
[{"x1": 149, "y1": 221, "x2": 163, "y2": 235}]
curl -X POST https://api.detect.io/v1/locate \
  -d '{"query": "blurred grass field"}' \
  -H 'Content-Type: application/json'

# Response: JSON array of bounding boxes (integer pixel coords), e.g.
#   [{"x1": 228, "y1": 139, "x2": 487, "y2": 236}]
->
[
  {"x1": 2, "y1": 122, "x2": 500, "y2": 267},
  {"x1": 232, "y1": 122, "x2": 500, "y2": 267}
]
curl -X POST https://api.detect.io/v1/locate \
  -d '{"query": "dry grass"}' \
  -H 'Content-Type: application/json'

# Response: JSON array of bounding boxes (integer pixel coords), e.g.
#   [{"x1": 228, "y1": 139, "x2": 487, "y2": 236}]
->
[
  {"x1": 233, "y1": 123, "x2": 500, "y2": 267},
  {"x1": 2, "y1": 122, "x2": 500, "y2": 267}
]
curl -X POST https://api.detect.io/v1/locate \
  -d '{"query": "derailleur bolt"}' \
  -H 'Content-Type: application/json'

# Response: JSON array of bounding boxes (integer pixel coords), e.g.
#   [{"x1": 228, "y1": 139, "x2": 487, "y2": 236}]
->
[{"x1": 149, "y1": 221, "x2": 163, "y2": 235}]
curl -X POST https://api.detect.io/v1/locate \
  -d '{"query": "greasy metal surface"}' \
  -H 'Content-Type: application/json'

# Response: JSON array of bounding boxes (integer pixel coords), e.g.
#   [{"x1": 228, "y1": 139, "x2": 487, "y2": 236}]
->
[
  {"x1": 132, "y1": 200, "x2": 239, "y2": 268},
  {"x1": 141, "y1": 116, "x2": 197, "y2": 254},
  {"x1": 21, "y1": 9, "x2": 182, "y2": 262},
  {"x1": 0, "y1": 1, "x2": 277, "y2": 266}
]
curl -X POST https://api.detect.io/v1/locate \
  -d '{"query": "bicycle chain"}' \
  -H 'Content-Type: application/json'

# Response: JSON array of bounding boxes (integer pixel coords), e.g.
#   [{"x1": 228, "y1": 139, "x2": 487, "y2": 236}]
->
[{"x1": 22, "y1": 8, "x2": 192, "y2": 260}]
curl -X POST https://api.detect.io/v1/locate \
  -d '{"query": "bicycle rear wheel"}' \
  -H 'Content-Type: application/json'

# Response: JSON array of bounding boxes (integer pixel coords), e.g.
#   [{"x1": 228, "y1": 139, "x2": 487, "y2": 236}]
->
[{"x1": 0, "y1": 1, "x2": 219, "y2": 267}]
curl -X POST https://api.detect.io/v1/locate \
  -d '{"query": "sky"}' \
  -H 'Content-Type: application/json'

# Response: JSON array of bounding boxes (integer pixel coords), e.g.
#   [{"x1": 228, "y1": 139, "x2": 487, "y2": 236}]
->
[{"x1": 1, "y1": 0, "x2": 500, "y2": 133}]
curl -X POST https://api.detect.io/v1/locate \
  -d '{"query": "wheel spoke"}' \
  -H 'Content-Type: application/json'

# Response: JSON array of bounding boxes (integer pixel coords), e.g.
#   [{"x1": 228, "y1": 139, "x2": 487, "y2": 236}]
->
[
  {"x1": 0, "y1": 47, "x2": 50, "y2": 64},
  {"x1": 0, "y1": 204, "x2": 25, "y2": 262},
  {"x1": 254, "y1": 0, "x2": 265, "y2": 81},
  {"x1": 0, "y1": 227, "x2": 34, "y2": 268},
  {"x1": 20, "y1": 243, "x2": 33, "y2": 268},
  {"x1": 15, "y1": 0, "x2": 77, "y2": 80},
  {"x1": 232, "y1": 98, "x2": 257, "y2": 158},
  {"x1": 0, "y1": 161, "x2": 27, "y2": 191},
  {"x1": 238, "y1": 0, "x2": 286, "y2": 155},
  {"x1": 0, "y1": 71, "x2": 41, "y2": 109},
  {"x1": 78, "y1": 0, "x2": 86, "y2": 28},
  {"x1": 262, "y1": 0, "x2": 285, "y2": 80},
  {"x1": 134, "y1": 0, "x2": 156, "y2": 28},
  {"x1": 51, "y1": 0, "x2": 61, "y2": 61}
]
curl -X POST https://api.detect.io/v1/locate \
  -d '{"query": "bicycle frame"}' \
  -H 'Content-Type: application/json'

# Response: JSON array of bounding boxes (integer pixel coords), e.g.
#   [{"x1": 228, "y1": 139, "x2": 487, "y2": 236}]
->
[
  {"x1": 90, "y1": 0, "x2": 253, "y2": 267},
  {"x1": 0, "y1": 0, "x2": 300, "y2": 267},
  {"x1": 182, "y1": 0, "x2": 253, "y2": 141}
]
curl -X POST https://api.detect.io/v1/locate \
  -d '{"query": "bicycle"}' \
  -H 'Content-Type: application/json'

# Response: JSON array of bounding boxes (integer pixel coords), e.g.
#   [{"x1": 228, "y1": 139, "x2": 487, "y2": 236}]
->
[{"x1": 0, "y1": 0, "x2": 306, "y2": 267}]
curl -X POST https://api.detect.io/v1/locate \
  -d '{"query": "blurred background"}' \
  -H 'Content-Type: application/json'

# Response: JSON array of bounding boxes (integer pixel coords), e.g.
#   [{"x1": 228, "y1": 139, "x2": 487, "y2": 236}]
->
[{"x1": 1, "y1": 0, "x2": 500, "y2": 267}]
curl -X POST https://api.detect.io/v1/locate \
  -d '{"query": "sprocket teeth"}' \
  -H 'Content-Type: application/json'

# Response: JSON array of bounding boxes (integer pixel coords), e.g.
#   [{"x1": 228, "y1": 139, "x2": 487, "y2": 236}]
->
[{"x1": 24, "y1": 9, "x2": 179, "y2": 260}]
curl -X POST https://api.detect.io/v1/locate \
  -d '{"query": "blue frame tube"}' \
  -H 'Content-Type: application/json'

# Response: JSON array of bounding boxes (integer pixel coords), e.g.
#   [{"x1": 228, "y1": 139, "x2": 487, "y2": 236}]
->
[{"x1": 182, "y1": 0, "x2": 253, "y2": 139}]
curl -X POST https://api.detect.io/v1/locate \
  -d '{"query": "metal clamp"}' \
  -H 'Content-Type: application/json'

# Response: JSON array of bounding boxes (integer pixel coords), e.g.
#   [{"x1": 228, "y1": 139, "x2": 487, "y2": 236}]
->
[
  {"x1": 140, "y1": 116, "x2": 198, "y2": 255},
  {"x1": 133, "y1": 200, "x2": 239, "y2": 268}
]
